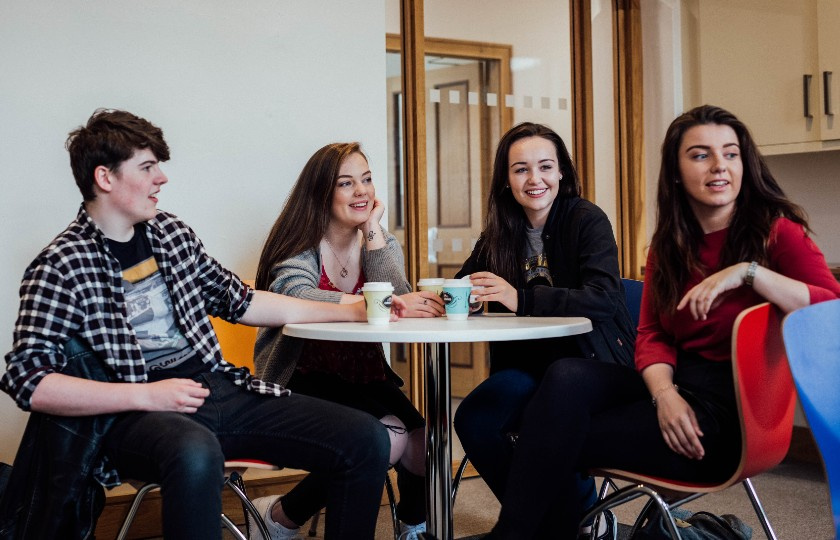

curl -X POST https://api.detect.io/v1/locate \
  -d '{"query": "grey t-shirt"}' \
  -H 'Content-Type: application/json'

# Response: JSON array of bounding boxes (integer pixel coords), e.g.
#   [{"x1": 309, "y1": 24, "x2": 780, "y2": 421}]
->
[{"x1": 524, "y1": 226, "x2": 553, "y2": 287}]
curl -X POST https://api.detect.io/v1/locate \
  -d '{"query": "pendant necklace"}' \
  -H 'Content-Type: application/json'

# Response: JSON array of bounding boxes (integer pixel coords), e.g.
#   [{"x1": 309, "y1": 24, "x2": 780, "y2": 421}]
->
[{"x1": 324, "y1": 238, "x2": 353, "y2": 278}]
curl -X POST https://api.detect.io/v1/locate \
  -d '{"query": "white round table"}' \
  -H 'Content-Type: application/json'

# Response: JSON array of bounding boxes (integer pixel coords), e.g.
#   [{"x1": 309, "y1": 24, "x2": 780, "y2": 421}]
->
[{"x1": 283, "y1": 313, "x2": 593, "y2": 539}]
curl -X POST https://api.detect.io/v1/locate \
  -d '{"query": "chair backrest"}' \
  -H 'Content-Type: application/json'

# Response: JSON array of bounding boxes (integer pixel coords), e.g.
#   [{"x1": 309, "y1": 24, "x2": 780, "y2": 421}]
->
[
  {"x1": 782, "y1": 299, "x2": 840, "y2": 535},
  {"x1": 621, "y1": 278, "x2": 644, "y2": 328},
  {"x1": 209, "y1": 279, "x2": 258, "y2": 373},
  {"x1": 730, "y1": 302, "x2": 795, "y2": 481}
]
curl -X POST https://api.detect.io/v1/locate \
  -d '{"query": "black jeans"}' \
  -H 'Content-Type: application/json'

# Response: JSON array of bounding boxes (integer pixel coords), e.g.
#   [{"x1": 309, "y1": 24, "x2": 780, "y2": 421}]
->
[
  {"x1": 491, "y1": 356, "x2": 740, "y2": 539},
  {"x1": 103, "y1": 372, "x2": 391, "y2": 540}
]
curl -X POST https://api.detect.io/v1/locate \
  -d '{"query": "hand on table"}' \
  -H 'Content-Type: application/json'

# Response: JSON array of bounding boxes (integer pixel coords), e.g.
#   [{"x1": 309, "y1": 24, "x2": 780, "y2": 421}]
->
[{"x1": 398, "y1": 291, "x2": 445, "y2": 318}]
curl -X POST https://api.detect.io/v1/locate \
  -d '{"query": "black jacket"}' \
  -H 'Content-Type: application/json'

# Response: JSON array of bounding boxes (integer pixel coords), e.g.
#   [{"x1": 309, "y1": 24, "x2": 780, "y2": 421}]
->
[
  {"x1": 456, "y1": 196, "x2": 635, "y2": 375},
  {"x1": 0, "y1": 338, "x2": 115, "y2": 539}
]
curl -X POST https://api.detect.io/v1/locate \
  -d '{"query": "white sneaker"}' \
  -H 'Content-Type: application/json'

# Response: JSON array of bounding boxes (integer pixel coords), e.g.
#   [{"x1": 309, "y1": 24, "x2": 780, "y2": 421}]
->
[
  {"x1": 398, "y1": 520, "x2": 427, "y2": 540},
  {"x1": 248, "y1": 495, "x2": 303, "y2": 540}
]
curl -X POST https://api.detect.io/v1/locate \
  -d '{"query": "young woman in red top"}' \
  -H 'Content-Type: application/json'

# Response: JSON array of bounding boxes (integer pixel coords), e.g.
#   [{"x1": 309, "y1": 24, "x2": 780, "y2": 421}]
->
[{"x1": 483, "y1": 105, "x2": 840, "y2": 539}]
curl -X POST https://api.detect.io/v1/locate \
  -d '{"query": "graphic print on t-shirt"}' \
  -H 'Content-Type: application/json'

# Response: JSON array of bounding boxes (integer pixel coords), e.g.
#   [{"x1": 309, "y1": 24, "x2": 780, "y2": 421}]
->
[
  {"x1": 523, "y1": 226, "x2": 553, "y2": 287},
  {"x1": 121, "y1": 257, "x2": 192, "y2": 372}
]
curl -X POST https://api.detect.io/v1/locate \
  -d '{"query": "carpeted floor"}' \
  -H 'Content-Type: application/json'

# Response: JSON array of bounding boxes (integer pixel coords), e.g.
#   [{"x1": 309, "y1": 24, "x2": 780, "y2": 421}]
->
[{"x1": 362, "y1": 457, "x2": 833, "y2": 539}]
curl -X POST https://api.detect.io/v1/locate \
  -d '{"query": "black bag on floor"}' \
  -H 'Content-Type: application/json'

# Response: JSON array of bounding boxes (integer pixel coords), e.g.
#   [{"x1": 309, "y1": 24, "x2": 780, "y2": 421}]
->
[{"x1": 632, "y1": 507, "x2": 752, "y2": 539}]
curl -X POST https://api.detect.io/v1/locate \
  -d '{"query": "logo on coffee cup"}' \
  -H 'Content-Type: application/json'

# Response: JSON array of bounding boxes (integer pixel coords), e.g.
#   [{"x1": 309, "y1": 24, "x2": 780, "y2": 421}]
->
[
  {"x1": 382, "y1": 295, "x2": 392, "y2": 308},
  {"x1": 442, "y1": 291, "x2": 463, "y2": 308}
]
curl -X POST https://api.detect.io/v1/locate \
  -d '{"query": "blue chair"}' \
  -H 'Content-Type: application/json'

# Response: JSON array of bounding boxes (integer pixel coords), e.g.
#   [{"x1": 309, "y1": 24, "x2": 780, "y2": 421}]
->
[
  {"x1": 621, "y1": 278, "x2": 644, "y2": 328},
  {"x1": 782, "y1": 298, "x2": 840, "y2": 539}
]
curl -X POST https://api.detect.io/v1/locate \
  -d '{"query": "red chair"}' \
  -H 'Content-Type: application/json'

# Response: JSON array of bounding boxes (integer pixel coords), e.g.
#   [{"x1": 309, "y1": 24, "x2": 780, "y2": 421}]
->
[{"x1": 582, "y1": 302, "x2": 795, "y2": 539}]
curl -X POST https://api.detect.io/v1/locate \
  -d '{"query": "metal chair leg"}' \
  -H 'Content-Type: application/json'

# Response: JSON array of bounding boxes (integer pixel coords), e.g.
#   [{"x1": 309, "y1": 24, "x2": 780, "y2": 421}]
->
[
  {"x1": 385, "y1": 470, "x2": 400, "y2": 540},
  {"x1": 742, "y1": 478, "x2": 779, "y2": 540},
  {"x1": 308, "y1": 510, "x2": 321, "y2": 537},
  {"x1": 452, "y1": 456, "x2": 470, "y2": 504},
  {"x1": 225, "y1": 471, "x2": 271, "y2": 540},
  {"x1": 581, "y1": 483, "x2": 683, "y2": 539},
  {"x1": 221, "y1": 512, "x2": 248, "y2": 540},
  {"x1": 116, "y1": 482, "x2": 160, "y2": 540}
]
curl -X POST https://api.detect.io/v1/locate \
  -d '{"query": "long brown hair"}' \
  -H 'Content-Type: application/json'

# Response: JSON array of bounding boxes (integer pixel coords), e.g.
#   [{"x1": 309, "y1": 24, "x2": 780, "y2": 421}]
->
[
  {"x1": 255, "y1": 142, "x2": 366, "y2": 291},
  {"x1": 476, "y1": 122, "x2": 581, "y2": 285},
  {"x1": 649, "y1": 105, "x2": 808, "y2": 312}
]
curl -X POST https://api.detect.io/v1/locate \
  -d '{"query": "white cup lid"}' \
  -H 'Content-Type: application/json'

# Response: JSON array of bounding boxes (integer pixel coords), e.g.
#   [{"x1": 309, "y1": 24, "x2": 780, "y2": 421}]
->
[
  {"x1": 443, "y1": 278, "x2": 472, "y2": 287},
  {"x1": 417, "y1": 278, "x2": 445, "y2": 285},
  {"x1": 362, "y1": 281, "x2": 394, "y2": 291}
]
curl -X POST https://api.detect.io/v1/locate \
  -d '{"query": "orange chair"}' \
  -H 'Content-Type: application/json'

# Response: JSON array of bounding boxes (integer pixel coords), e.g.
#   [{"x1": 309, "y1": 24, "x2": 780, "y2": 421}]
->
[
  {"x1": 582, "y1": 302, "x2": 795, "y2": 539},
  {"x1": 118, "y1": 310, "x2": 276, "y2": 540}
]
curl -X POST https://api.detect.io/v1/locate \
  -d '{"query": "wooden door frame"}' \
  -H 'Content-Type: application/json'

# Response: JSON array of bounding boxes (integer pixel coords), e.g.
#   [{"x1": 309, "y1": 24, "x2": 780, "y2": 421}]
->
[{"x1": 571, "y1": 0, "x2": 646, "y2": 279}]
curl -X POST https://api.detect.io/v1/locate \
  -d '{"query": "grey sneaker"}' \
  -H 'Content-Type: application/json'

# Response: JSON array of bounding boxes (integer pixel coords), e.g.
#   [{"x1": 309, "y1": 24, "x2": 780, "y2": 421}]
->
[{"x1": 248, "y1": 495, "x2": 303, "y2": 540}]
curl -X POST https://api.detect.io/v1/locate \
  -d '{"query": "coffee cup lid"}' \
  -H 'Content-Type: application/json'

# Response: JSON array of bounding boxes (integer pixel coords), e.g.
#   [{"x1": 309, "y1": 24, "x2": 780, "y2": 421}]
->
[
  {"x1": 443, "y1": 278, "x2": 472, "y2": 287},
  {"x1": 417, "y1": 278, "x2": 445, "y2": 285},
  {"x1": 362, "y1": 281, "x2": 394, "y2": 291}
]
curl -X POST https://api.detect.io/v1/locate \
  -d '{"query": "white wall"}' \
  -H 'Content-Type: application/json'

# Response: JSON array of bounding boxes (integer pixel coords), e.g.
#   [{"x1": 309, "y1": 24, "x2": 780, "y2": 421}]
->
[{"x1": 0, "y1": 0, "x2": 387, "y2": 463}]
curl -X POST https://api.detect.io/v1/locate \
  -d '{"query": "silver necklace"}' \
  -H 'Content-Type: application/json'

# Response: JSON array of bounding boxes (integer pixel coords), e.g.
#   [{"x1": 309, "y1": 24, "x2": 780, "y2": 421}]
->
[{"x1": 324, "y1": 238, "x2": 353, "y2": 278}]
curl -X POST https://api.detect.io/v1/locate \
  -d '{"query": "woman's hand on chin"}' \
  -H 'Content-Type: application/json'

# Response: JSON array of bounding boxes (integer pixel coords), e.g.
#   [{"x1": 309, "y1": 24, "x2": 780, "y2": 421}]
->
[{"x1": 360, "y1": 198, "x2": 387, "y2": 249}]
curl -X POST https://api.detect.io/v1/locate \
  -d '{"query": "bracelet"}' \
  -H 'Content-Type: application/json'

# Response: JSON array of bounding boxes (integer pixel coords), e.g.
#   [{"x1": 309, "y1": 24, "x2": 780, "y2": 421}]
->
[
  {"x1": 651, "y1": 384, "x2": 678, "y2": 408},
  {"x1": 744, "y1": 261, "x2": 758, "y2": 287}
]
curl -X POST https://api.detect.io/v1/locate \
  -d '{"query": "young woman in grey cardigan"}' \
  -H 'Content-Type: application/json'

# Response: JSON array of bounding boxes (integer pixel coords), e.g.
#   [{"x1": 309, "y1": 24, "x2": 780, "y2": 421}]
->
[{"x1": 253, "y1": 142, "x2": 444, "y2": 539}]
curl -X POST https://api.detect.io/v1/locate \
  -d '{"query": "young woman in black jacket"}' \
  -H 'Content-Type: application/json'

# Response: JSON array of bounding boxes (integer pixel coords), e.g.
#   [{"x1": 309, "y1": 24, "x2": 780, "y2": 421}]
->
[{"x1": 454, "y1": 122, "x2": 635, "y2": 539}]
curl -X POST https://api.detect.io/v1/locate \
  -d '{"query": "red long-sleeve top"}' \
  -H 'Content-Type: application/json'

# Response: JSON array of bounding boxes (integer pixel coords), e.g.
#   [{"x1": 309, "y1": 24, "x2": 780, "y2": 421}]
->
[{"x1": 636, "y1": 218, "x2": 840, "y2": 372}]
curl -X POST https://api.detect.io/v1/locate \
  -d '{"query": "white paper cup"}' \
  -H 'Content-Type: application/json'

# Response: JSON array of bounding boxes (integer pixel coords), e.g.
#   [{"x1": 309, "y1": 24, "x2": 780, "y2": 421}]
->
[
  {"x1": 362, "y1": 282, "x2": 394, "y2": 325},
  {"x1": 442, "y1": 279, "x2": 472, "y2": 321},
  {"x1": 417, "y1": 278, "x2": 445, "y2": 296}
]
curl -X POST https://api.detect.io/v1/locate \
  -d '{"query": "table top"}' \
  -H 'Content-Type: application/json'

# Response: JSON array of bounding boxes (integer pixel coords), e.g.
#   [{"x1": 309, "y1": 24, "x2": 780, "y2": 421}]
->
[{"x1": 282, "y1": 313, "x2": 592, "y2": 343}]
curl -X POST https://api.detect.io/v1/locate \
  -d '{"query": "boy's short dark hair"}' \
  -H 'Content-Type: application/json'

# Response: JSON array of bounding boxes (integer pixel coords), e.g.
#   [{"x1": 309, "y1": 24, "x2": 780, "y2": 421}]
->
[{"x1": 66, "y1": 109, "x2": 171, "y2": 201}]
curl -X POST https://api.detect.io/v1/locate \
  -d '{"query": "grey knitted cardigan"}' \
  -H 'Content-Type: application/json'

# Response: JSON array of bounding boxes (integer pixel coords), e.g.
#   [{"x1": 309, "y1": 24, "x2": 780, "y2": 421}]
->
[{"x1": 254, "y1": 229, "x2": 411, "y2": 387}]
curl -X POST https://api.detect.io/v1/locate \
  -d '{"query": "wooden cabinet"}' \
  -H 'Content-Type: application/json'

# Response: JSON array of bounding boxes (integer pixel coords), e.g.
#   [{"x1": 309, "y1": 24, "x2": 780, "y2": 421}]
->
[{"x1": 686, "y1": 0, "x2": 840, "y2": 154}]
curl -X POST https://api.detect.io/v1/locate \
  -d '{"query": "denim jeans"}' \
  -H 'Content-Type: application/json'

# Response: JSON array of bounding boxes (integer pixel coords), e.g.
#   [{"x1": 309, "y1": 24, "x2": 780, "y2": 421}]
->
[
  {"x1": 453, "y1": 368, "x2": 596, "y2": 524},
  {"x1": 103, "y1": 372, "x2": 391, "y2": 540}
]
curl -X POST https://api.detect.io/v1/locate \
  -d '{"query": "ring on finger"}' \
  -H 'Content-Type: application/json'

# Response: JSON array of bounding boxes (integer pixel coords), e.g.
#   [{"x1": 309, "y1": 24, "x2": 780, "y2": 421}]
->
[{"x1": 423, "y1": 299, "x2": 428, "y2": 305}]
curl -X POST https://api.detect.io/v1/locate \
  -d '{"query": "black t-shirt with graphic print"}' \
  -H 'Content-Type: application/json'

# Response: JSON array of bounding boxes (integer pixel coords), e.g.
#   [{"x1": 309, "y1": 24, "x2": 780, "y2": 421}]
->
[{"x1": 107, "y1": 224, "x2": 205, "y2": 382}]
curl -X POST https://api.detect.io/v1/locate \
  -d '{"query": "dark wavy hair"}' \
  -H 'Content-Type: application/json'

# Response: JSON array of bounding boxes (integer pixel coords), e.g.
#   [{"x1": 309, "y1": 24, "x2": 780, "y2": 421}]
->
[
  {"x1": 66, "y1": 109, "x2": 170, "y2": 201},
  {"x1": 255, "y1": 142, "x2": 366, "y2": 291},
  {"x1": 475, "y1": 122, "x2": 580, "y2": 285},
  {"x1": 649, "y1": 105, "x2": 808, "y2": 312}
]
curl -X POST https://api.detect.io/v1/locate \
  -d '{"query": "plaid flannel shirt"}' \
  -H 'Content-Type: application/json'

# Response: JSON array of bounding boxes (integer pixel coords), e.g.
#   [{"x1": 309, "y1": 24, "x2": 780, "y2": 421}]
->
[{"x1": 1, "y1": 205, "x2": 289, "y2": 485}]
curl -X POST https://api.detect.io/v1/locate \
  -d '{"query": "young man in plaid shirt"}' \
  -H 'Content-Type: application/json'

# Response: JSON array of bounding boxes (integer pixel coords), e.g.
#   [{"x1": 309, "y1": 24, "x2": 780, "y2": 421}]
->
[{"x1": 1, "y1": 109, "x2": 405, "y2": 539}]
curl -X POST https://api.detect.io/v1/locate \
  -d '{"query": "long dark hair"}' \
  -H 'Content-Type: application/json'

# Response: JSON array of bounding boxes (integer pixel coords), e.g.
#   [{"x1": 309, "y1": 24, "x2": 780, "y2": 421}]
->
[
  {"x1": 649, "y1": 105, "x2": 808, "y2": 312},
  {"x1": 255, "y1": 142, "x2": 366, "y2": 291},
  {"x1": 476, "y1": 122, "x2": 580, "y2": 285}
]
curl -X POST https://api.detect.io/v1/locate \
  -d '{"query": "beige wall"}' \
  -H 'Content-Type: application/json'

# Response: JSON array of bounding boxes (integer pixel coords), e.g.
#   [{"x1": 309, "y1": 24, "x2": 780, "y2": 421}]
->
[{"x1": 0, "y1": 0, "x2": 388, "y2": 463}]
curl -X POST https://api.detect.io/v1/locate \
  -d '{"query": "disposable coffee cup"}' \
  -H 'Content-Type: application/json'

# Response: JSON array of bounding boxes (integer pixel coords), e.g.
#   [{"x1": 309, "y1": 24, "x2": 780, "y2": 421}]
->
[
  {"x1": 362, "y1": 282, "x2": 394, "y2": 325},
  {"x1": 417, "y1": 278, "x2": 445, "y2": 296},
  {"x1": 442, "y1": 279, "x2": 472, "y2": 321}
]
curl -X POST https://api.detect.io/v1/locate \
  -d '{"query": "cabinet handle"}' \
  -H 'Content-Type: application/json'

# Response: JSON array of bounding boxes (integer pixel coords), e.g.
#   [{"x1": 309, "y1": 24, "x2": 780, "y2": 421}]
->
[
  {"x1": 804, "y1": 74, "x2": 813, "y2": 118},
  {"x1": 825, "y1": 71, "x2": 834, "y2": 116}
]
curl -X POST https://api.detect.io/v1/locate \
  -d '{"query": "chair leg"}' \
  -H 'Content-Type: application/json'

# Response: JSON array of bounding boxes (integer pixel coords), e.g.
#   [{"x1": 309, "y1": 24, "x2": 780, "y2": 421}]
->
[
  {"x1": 225, "y1": 471, "x2": 271, "y2": 540},
  {"x1": 116, "y1": 482, "x2": 160, "y2": 540},
  {"x1": 742, "y1": 478, "x2": 779, "y2": 540},
  {"x1": 580, "y1": 483, "x2": 683, "y2": 539},
  {"x1": 221, "y1": 512, "x2": 248, "y2": 540},
  {"x1": 384, "y1": 471, "x2": 400, "y2": 540},
  {"x1": 308, "y1": 510, "x2": 321, "y2": 537},
  {"x1": 452, "y1": 456, "x2": 470, "y2": 504}
]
